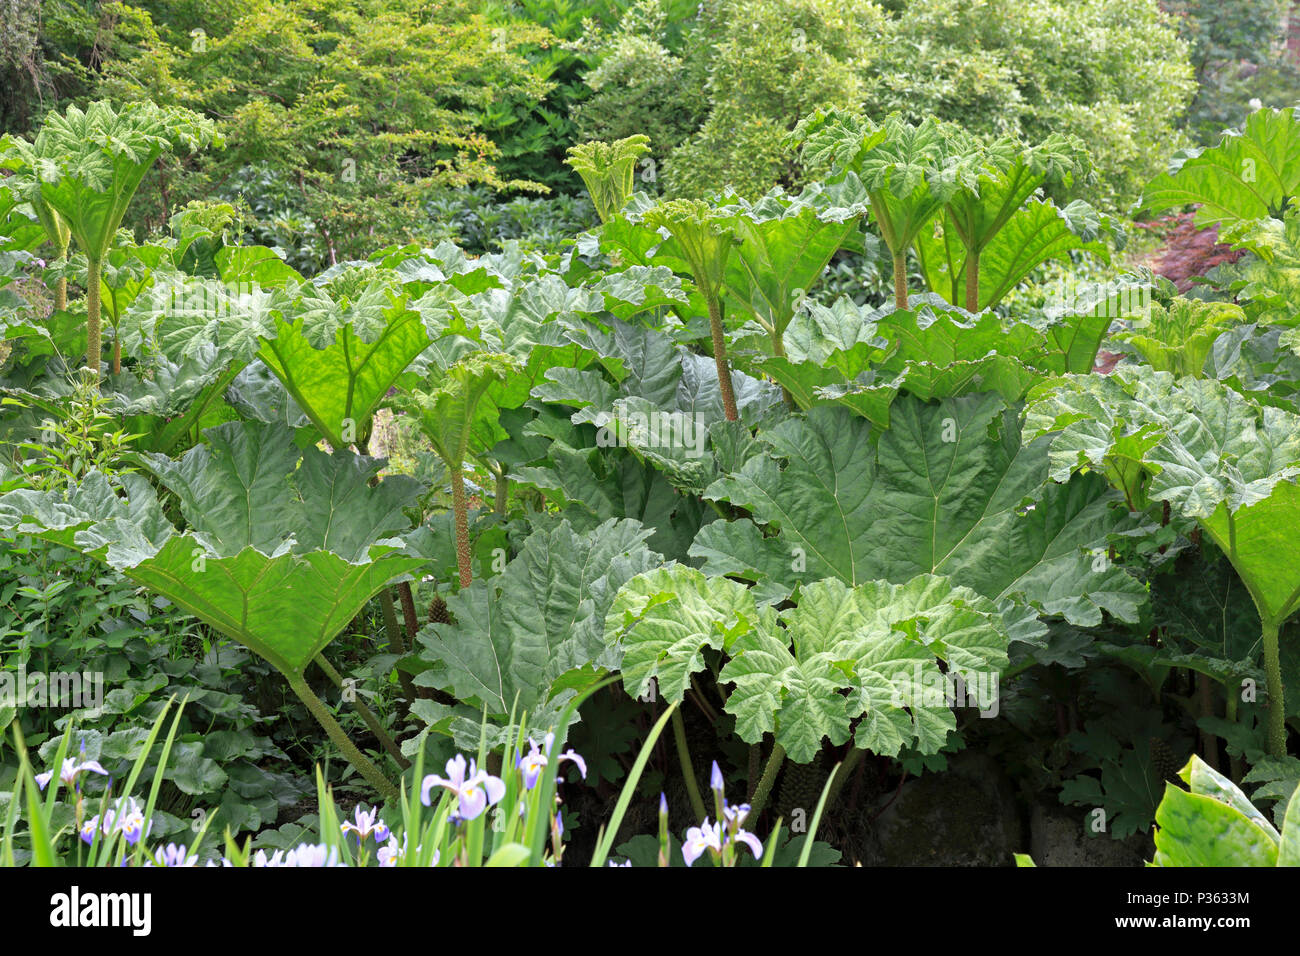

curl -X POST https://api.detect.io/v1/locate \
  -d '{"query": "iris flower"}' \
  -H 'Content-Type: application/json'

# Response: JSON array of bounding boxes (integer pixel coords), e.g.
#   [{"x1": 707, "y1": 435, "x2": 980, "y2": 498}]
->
[
  {"x1": 250, "y1": 843, "x2": 342, "y2": 867},
  {"x1": 682, "y1": 819, "x2": 725, "y2": 866},
  {"x1": 421, "y1": 754, "x2": 505, "y2": 821},
  {"x1": 35, "y1": 756, "x2": 109, "y2": 792},
  {"x1": 684, "y1": 764, "x2": 765, "y2": 866},
  {"x1": 148, "y1": 843, "x2": 198, "y2": 867},
  {"x1": 376, "y1": 833, "x2": 437, "y2": 867},
  {"x1": 80, "y1": 796, "x2": 151, "y2": 846},
  {"x1": 340, "y1": 804, "x2": 390, "y2": 844},
  {"x1": 283, "y1": 843, "x2": 342, "y2": 867},
  {"x1": 517, "y1": 734, "x2": 588, "y2": 789}
]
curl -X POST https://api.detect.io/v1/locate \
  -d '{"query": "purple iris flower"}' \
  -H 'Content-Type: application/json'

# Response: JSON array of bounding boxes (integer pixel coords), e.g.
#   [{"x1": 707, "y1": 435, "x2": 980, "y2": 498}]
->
[
  {"x1": 377, "y1": 834, "x2": 438, "y2": 868},
  {"x1": 723, "y1": 802, "x2": 751, "y2": 826},
  {"x1": 147, "y1": 843, "x2": 198, "y2": 867},
  {"x1": 683, "y1": 767, "x2": 766, "y2": 865},
  {"x1": 35, "y1": 756, "x2": 108, "y2": 792},
  {"x1": 517, "y1": 734, "x2": 588, "y2": 789},
  {"x1": 421, "y1": 754, "x2": 506, "y2": 820},
  {"x1": 285, "y1": 844, "x2": 338, "y2": 867},
  {"x1": 80, "y1": 796, "x2": 150, "y2": 846},
  {"x1": 269, "y1": 843, "x2": 342, "y2": 867},
  {"x1": 682, "y1": 819, "x2": 724, "y2": 867},
  {"x1": 729, "y1": 827, "x2": 764, "y2": 859},
  {"x1": 340, "y1": 804, "x2": 390, "y2": 844}
]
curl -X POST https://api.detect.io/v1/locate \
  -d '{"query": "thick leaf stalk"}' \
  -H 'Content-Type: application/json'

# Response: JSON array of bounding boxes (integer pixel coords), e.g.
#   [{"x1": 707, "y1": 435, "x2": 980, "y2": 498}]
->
[
  {"x1": 1263, "y1": 619, "x2": 1287, "y2": 757},
  {"x1": 313, "y1": 654, "x2": 409, "y2": 769},
  {"x1": 749, "y1": 743, "x2": 785, "y2": 818},
  {"x1": 85, "y1": 256, "x2": 102, "y2": 382},
  {"x1": 892, "y1": 251, "x2": 908, "y2": 310},
  {"x1": 707, "y1": 296, "x2": 739, "y2": 421},
  {"x1": 964, "y1": 248, "x2": 980, "y2": 313},
  {"x1": 451, "y1": 467, "x2": 473, "y2": 589},
  {"x1": 287, "y1": 674, "x2": 401, "y2": 801}
]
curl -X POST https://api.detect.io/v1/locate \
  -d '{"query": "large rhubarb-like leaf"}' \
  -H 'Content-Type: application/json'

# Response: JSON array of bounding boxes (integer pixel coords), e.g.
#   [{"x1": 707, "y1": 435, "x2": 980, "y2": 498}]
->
[
  {"x1": 692, "y1": 395, "x2": 1145, "y2": 633},
  {"x1": 415, "y1": 518, "x2": 661, "y2": 715},
  {"x1": 917, "y1": 197, "x2": 1112, "y2": 312},
  {"x1": 605, "y1": 566, "x2": 1010, "y2": 761},
  {"x1": 1111, "y1": 298, "x2": 1245, "y2": 378},
  {"x1": 757, "y1": 297, "x2": 1108, "y2": 429},
  {"x1": 724, "y1": 575, "x2": 1010, "y2": 761},
  {"x1": 1151, "y1": 756, "x2": 1285, "y2": 867},
  {"x1": 1140, "y1": 107, "x2": 1300, "y2": 230},
  {"x1": 604, "y1": 565, "x2": 771, "y2": 704},
  {"x1": 1027, "y1": 370, "x2": 1300, "y2": 626},
  {"x1": 722, "y1": 183, "x2": 865, "y2": 350},
  {"x1": 0, "y1": 421, "x2": 425, "y2": 676},
  {"x1": 257, "y1": 279, "x2": 430, "y2": 448}
]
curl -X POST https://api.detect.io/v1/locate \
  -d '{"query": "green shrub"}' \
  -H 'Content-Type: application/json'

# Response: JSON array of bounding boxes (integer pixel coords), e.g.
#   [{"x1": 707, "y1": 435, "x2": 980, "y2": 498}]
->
[
  {"x1": 871, "y1": 0, "x2": 1196, "y2": 211},
  {"x1": 575, "y1": 0, "x2": 1194, "y2": 210}
]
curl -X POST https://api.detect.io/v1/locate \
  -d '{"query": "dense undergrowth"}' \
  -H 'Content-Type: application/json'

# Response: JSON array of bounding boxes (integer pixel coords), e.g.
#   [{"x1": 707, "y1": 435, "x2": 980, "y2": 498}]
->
[{"x1": 2, "y1": 2, "x2": 1300, "y2": 869}]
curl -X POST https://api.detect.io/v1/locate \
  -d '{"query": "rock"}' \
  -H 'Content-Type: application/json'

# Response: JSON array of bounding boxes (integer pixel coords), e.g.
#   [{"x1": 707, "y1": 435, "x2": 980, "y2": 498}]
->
[
  {"x1": 1028, "y1": 799, "x2": 1151, "y2": 866},
  {"x1": 856, "y1": 752, "x2": 1025, "y2": 866}
]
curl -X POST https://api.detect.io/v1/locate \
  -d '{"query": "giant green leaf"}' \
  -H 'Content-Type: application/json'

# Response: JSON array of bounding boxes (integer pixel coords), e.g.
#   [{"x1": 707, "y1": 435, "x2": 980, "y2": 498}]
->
[
  {"x1": 1151, "y1": 756, "x2": 1282, "y2": 866},
  {"x1": 1140, "y1": 107, "x2": 1300, "y2": 230},
  {"x1": 1028, "y1": 370, "x2": 1300, "y2": 625},
  {"x1": 604, "y1": 565, "x2": 770, "y2": 704},
  {"x1": 4, "y1": 101, "x2": 219, "y2": 262},
  {"x1": 692, "y1": 395, "x2": 1145, "y2": 632},
  {"x1": 722, "y1": 184, "x2": 864, "y2": 349},
  {"x1": 723, "y1": 575, "x2": 1010, "y2": 762},
  {"x1": 257, "y1": 282, "x2": 430, "y2": 448},
  {"x1": 415, "y1": 518, "x2": 662, "y2": 715},
  {"x1": 918, "y1": 197, "x2": 1111, "y2": 312},
  {"x1": 0, "y1": 421, "x2": 425, "y2": 676}
]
